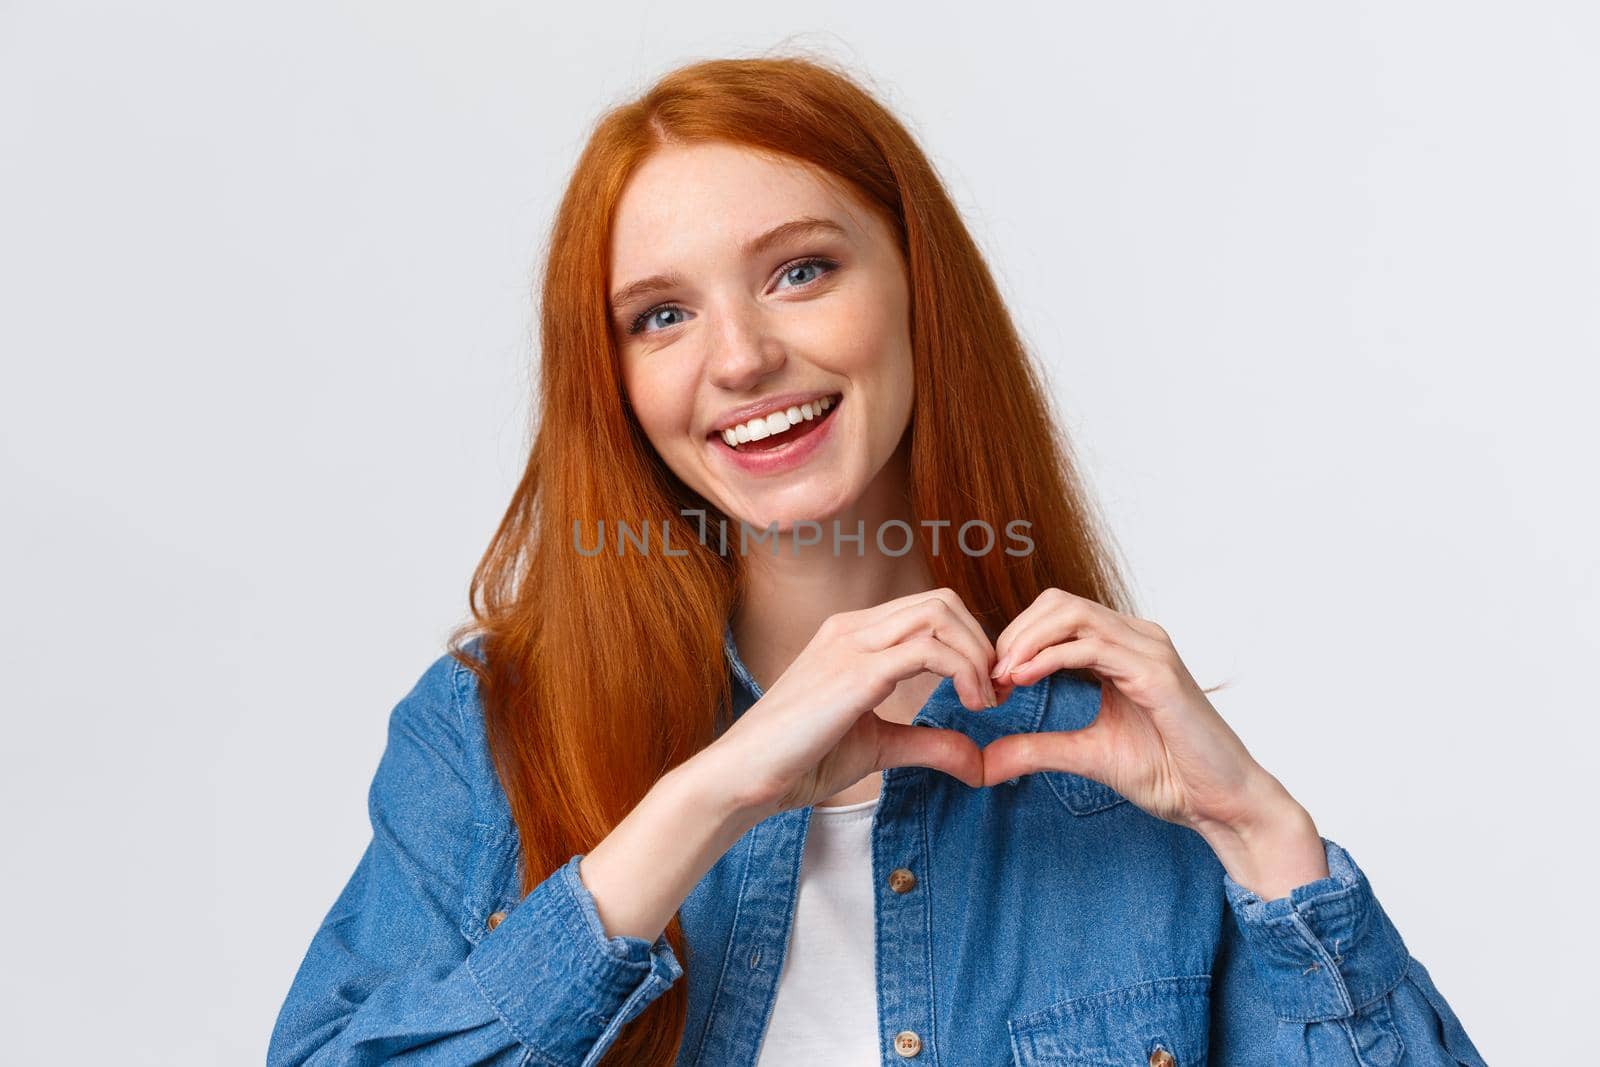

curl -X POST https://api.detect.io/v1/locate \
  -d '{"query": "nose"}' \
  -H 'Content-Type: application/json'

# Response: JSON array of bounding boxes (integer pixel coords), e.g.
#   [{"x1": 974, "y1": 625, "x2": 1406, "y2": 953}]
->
[{"x1": 705, "y1": 300, "x2": 786, "y2": 393}]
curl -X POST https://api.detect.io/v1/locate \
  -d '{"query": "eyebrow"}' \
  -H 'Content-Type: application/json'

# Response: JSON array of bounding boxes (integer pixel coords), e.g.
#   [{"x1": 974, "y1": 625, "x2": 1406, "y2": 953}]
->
[{"x1": 608, "y1": 216, "x2": 849, "y2": 318}]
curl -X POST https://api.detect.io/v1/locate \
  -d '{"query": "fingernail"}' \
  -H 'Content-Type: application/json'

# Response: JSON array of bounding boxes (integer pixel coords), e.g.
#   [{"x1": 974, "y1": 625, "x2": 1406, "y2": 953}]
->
[{"x1": 990, "y1": 655, "x2": 1010, "y2": 679}]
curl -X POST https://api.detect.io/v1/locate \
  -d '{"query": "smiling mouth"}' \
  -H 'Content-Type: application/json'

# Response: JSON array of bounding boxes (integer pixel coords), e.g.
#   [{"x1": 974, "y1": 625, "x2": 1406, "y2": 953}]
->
[{"x1": 711, "y1": 394, "x2": 842, "y2": 452}]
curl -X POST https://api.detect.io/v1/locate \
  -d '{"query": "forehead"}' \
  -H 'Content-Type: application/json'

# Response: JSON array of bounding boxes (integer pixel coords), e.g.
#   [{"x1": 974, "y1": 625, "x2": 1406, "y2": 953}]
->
[{"x1": 608, "y1": 142, "x2": 875, "y2": 274}]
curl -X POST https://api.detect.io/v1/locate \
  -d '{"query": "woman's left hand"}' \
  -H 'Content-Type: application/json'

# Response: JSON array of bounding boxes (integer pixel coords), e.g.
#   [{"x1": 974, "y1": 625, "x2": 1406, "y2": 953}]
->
[{"x1": 980, "y1": 588, "x2": 1330, "y2": 900}]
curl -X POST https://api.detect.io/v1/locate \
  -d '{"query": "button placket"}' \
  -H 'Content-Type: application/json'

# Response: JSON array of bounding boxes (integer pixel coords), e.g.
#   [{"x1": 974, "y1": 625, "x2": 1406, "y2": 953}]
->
[
  {"x1": 893, "y1": 1029, "x2": 922, "y2": 1057},
  {"x1": 686, "y1": 809, "x2": 811, "y2": 1066},
  {"x1": 875, "y1": 768, "x2": 937, "y2": 1065}
]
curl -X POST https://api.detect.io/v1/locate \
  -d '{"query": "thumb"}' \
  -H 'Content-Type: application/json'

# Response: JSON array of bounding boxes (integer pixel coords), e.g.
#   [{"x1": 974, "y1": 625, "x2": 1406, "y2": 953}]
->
[
  {"x1": 874, "y1": 722, "x2": 985, "y2": 789},
  {"x1": 979, "y1": 730, "x2": 1110, "y2": 788}
]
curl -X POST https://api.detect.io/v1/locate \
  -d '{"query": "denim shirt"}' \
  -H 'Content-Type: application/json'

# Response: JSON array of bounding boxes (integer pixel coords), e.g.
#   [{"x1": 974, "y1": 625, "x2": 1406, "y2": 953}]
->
[{"x1": 268, "y1": 630, "x2": 1489, "y2": 1066}]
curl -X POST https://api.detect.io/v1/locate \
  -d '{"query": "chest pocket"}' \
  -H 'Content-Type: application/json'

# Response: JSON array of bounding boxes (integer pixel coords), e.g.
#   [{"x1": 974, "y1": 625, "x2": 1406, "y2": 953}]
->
[{"x1": 1008, "y1": 974, "x2": 1211, "y2": 1067}]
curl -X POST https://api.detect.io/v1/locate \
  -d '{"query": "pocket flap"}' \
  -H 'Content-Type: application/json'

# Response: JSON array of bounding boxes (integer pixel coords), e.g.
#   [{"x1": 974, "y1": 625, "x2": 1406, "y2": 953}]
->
[{"x1": 1009, "y1": 974, "x2": 1211, "y2": 1067}]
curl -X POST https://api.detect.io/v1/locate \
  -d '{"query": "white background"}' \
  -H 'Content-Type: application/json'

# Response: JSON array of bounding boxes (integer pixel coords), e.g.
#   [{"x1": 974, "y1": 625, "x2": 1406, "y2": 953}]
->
[{"x1": 3, "y1": 3, "x2": 1593, "y2": 1062}]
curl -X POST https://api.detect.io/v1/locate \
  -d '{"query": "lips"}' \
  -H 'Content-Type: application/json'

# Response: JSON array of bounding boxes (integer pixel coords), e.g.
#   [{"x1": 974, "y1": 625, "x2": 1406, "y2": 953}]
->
[
  {"x1": 707, "y1": 391, "x2": 842, "y2": 476},
  {"x1": 708, "y1": 391, "x2": 840, "y2": 439},
  {"x1": 725, "y1": 397, "x2": 837, "y2": 451},
  {"x1": 713, "y1": 394, "x2": 840, "y2": 451}
]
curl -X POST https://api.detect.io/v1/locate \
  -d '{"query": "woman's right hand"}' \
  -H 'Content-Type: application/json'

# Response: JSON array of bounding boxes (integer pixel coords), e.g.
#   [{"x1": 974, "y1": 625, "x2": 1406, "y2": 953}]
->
[{"x1": 710, "y1": 588, "x2": 1000, "y2": 817}]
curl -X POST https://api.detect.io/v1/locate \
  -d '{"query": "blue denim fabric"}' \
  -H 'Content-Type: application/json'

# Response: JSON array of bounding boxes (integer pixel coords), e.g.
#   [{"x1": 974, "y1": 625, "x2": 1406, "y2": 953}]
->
[{"x1": 268, "y1": 629, "x2": 1489, "y2": 1066}]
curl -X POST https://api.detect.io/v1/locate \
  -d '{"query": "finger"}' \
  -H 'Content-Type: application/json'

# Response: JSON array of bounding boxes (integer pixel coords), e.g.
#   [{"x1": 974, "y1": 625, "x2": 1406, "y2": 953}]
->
[
  {"x1": 994, "y1": 595, "x2": 1159, "y2": 673},
  {"x1": 908, "y1": 587, "x2": 997, "y2": 671},
  {"x1": 863, "y1": 587, "x2": 995, "y2": 668},
  {"x1": 859, "y1": 596, "x2": 987, "y2": 660},
  {"x1": 1003, "y1": 634, "x2": 1146, "y2": 688},
  {"x1": 877, "y1": 633, "x2": 994, "y2": 713},
  {"x1": 874, "y1": 720, "x2": 985, "y2": 788},
  {"x1": 990, "y1": 593, "x2": 1051, "y2": 672},
  {"x1": 1011, "y1": 591, "x2": 1164, "y2": 668},
  {"x1": 917, "y1": 586, "x2": 996, "y2": 664},
  {"x1": 994, "y1": 589, "x2": 1096, "y2": 675},
  {"x1": 996, "y1": 597, "x2": 1163, "y2": 683},
  {"x1": 980, "y1": 727, "x2": 1112, "y2": 787},
  {"x1": 1122, "y1": 616, "x2": 1171, "y2": 645},
  {"x1": 860, "y1": 599, "x2": 997, "y2": 707}
]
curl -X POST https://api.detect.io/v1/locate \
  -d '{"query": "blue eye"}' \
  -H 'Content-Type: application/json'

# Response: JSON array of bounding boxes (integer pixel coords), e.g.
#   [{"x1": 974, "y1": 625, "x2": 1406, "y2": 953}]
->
[
  {"x1": 631, "y1": 306, "x2": 688, "y2": 334},
  {"x1": 627, "y1": 256, "x2": 840, "y2": 336},
  {"x1": 775, "y1": 257, "x2": 835, "y2": 289}
]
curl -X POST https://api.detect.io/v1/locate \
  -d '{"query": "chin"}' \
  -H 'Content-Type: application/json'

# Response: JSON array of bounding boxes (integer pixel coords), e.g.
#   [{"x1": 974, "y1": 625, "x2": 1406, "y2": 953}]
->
[{"x1": 722, "y1": 487, "x2": 848, "y2": 535}]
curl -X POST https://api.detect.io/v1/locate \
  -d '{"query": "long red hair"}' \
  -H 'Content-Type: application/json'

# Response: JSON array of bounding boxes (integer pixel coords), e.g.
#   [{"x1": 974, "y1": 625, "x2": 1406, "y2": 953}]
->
[{"x1": 446, "y1": 51, "x2": 1135, "y2": 1064}]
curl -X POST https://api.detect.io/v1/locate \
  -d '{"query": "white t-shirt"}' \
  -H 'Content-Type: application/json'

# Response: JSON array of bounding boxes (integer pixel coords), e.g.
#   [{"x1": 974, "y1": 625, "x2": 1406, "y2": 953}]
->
[{"x1": 754, "y1": 795, "x2": 882, "y2": 1066}]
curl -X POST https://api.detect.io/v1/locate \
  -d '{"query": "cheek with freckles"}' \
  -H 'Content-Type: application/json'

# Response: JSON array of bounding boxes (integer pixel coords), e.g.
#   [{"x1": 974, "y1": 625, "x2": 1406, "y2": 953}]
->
[
  {"x1": 622, "y1": 359, "x2": 696, "y2": 460},
  {"x1": 819, "y1": 322, "x2": 914, "y2": 459}
]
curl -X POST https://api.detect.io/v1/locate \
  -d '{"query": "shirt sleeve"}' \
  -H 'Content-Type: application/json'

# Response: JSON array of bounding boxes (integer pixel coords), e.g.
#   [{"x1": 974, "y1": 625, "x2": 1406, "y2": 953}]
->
[
  {"x1": 1209, "y1": 836, "x2": 1489, "y2": 1065},
  {"x1": 266, "y1": 651, "x2": 683, "y2": 1067}
]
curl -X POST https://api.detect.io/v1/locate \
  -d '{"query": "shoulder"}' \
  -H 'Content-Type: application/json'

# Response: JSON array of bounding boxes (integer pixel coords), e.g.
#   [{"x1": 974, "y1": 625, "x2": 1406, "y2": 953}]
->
[
  {"x1": 377, "y1": 636, "x2": 505, "y2": 821},
  {"x1": 377, "y1": 639, "x2": 489, "y2": 790},
  {"x1": 389, "y1": 638, "x2": 483, "y2": 741}
]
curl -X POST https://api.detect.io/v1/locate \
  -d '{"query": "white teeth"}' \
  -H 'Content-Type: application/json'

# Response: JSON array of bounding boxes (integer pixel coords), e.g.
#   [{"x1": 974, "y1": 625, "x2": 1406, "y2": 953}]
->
[{"x1": 717, "y1": 394, "x2": 839, "y2": 448}]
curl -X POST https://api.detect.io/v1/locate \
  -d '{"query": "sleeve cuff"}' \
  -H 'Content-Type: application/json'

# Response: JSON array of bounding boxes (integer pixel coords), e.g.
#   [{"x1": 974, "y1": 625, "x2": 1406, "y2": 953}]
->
[
  {"x1": 466, "y1": 854, "x2": 683, "y2": 1064},
  {"x1": 1222, "y1": 836, "x2": 1410, "y2": 1022}
]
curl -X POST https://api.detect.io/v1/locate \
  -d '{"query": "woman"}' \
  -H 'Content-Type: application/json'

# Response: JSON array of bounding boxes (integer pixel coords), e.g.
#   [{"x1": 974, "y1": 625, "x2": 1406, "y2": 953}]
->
[{"x1": 268, "y1": 55, "x2": 1488, "y2": 1066}]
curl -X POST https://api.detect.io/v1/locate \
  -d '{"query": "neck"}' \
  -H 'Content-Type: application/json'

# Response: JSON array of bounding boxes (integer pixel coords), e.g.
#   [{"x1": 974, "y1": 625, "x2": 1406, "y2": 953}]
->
[{"x1": 731, "y1": 440, "x2": 936, "y2": 695}]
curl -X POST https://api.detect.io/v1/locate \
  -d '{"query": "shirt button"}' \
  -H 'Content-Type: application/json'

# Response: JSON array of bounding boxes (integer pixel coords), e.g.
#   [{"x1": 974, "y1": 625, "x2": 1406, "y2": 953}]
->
[
  {"x1": 1148, "y1": 1048, "x2": 1176, "y2": 1067},
  {"x1": 486, "y1": 910, "x2": 507, "y2": 931},
  {"x1": 893, "y1": 1030, "x2": 922, "y2": 1057},
  {"x1": 888, "y1": 867, "x2": 918, "y2": 893}
]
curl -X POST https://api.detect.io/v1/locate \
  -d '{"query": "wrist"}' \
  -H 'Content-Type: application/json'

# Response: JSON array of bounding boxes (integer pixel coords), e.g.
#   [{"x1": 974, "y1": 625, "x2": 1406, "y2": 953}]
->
[
  {"x1": 1192, "y1": 772, "x2": 1328, "y2": 901},
  {"x1": 674, "y1": 741, "x2": 779, "y2": 841},
  {"x1": 579, "y1": 743, "x2": 772, "y2": 944}
]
